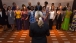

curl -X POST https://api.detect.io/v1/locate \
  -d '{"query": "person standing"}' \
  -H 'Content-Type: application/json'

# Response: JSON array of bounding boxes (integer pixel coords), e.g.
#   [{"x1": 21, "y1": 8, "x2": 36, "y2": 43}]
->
[
  {"x1": 49, "y1": 6, "x2": 56, "y2": 30},
  {"x1": 61, "y1": 6, "x2": 72, "y2": 30},
  {"x1": 27, "y1": 2, "x2": 32, "y2": 10},
  {"x1": 3, "y1": 4, "x2": 10, "y2": 30},
  {"x1": 56, "y1": 3, "x2": 62, "y2": 11},
  {"x1": 35, "y1": 2, "x2": 42, "y2": 11},
  {"x1": 0, "y1": 8, "x2": 7, "y2": 31},
  {"x1": 55, "y1": 9, "x2": 62, "y2": 30},
  {"x1": 29, "y1": 11, "x2": 50, "y2": 43},
  {"x1": 59, "y1": 6, "x2": 65, "y2": 22},
  {"x1": 43, "y1": 1, "x2": 49, "y2": 12},
  {"x1": 50, "y1": 3, "x2": 55, "y2": 10},
  {"x1": 7, "y1": 6, "x2": 15, "y2": 30},
  {"x1": 29, "y1": 6, "x2": 36, "y2": 24},
  {"x1": 42, "y1": 6, "x2": 48, "y2": 23},
  {"x1": 21, "y1": 6, "x2": 29, "y2": 30},
  {"x1": 12, "y1": 2, "x2": 16, "y2": 10},
  {"x1": 15, "y1": 6, "x2": 22, "y2": 30},
  {"x1": 63, "y1": 3, "x2": 70, "y2": 11},
  {"x1": 21, "y1": 4, "x2": 25, "y2": 11},
  {"x1": 69, "y1": 10, "x2": 76, "y2": 31}
]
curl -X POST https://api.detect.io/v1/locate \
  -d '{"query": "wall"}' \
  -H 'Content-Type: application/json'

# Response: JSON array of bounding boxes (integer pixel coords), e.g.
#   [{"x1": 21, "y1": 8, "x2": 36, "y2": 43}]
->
[{"x1": 2, "y1": 0, "x2": 74, "y2": 8}]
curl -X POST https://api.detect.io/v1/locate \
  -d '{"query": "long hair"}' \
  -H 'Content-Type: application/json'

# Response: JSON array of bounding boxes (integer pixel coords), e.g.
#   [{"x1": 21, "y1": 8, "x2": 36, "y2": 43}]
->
[{"x1": 35, "y1": 11, "x2": 44, "y2": 27}]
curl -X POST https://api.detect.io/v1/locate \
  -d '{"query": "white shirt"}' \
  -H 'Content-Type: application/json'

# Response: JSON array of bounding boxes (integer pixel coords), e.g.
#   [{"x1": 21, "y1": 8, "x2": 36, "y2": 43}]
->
[
  {"x1": 0, "y1": 12, "x2": 2, "y2": 17},
  {"x1": 49, "y1": 11, "x2": 55, "y2": 19}
]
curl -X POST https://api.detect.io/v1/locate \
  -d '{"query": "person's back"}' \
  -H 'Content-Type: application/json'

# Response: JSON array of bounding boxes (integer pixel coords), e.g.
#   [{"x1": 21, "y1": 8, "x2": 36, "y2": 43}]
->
[
  {"x1": 29, "y1": 11, "x2": 50, "y2": 43},
  {"x1": 29, "y1": 22, "x2": 50, "y2": 43}
]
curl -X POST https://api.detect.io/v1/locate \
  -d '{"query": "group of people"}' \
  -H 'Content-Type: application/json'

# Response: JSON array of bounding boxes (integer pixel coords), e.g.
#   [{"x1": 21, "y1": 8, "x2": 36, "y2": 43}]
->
[
  {"x1": 0, "y1": 1, "x2": 76, "y2": 43},
  {"x1": 0, "y1": 1, "x2": 76, "y2": 32}
]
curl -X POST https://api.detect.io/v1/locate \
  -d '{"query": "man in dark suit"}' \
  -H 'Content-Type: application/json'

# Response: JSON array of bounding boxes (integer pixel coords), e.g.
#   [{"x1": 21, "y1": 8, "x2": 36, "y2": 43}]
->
[
  {"x1": 29, "y1": 12, "x2": 50, "y2": 43},
  {"x1": 35, "y1": 2, "x2": 42, "y2": 11},
  {"x1": 55, "y1": 10, "x2": 62, "y2": 30},
  {"x1": 12, "y1": 2, "x2": 16, "y2": 10},
  {"x1": 27, "y1": 2, "x2": 32, "y2": 10}
]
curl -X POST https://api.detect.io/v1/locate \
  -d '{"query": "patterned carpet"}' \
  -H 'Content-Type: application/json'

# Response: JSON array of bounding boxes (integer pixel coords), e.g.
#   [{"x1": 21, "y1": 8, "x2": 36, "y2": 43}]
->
[{"x1": 0, "y1": 26, "x2": 76, "y2": 43}]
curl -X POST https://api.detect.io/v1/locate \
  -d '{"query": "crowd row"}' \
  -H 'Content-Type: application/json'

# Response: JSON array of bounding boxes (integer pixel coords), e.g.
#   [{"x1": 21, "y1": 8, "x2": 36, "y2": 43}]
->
[{"x1": 0, "y1": 1, "x2": 76, "y2": 31}]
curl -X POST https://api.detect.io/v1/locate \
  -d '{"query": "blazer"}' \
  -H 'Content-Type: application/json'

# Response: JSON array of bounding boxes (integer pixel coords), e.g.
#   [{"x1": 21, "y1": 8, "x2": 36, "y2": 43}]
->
[
  {"x1": 29, "y1": 22, "x2": 50, "y2": 43},
  {"x1": 55, "y1": 14, "x2": 62, "y2": 23},
  {"x1": 35, "y1": 5, "x2": 42, "y2": 11},
  {"x1": 27, "y1": 6, "x2": 32, "y2": 10}
]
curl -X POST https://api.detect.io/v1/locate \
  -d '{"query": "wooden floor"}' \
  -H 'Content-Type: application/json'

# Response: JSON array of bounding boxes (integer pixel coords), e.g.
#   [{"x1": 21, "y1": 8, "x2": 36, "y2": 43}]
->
[{"x1": 0, "y1": 26, "x2": 76, "y2": 43}]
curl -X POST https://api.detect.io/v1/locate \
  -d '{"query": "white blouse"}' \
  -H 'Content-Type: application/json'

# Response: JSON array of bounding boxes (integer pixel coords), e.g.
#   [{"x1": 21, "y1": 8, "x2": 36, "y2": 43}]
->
[{"x1": 49, "y1": 11, "x2": 55, "y2": 19}]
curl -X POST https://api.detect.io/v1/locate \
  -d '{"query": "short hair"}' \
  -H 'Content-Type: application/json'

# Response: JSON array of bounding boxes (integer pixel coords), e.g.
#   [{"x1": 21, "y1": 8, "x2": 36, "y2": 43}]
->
[
  {"x1": 12, "y1": 2, "x2": 16, "y2": 5},
  {"x1": 45, "y1": 1, "x2": 48, "y2": 4}
]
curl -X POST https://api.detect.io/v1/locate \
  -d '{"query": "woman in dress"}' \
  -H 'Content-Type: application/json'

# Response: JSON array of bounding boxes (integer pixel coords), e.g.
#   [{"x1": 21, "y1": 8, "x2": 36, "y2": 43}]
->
[
  {"x1": 7, "y1": 6, "x2": 15, "y2": 30},
  {"x1": 29, "y1": 6, "x2": 36, "y2": 24},
  {"x1": 29, "y1": 12, "x2": 50, "y2": 43},
  {"x1": 21, "y1": 6, "x2": 29, "y2": 30},
  {"x1": 49, "y1": 6, "x2": 56, "y2": 30},
  {"x1": 61, "y1": 6, "x2": 72, "y2": 30},
  {"x1": 15, "y1": 6, "x2": 22, "y2": 30},
  {"x1": 69, "y1": 10, "x2": 76, "y2": 31}
]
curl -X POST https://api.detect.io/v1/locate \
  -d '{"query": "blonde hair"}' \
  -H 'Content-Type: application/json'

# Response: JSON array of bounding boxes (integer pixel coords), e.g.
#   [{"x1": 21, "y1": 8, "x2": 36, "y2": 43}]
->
[{"x1": 35, "y1": 11, "x2": 44, "y2": 27}]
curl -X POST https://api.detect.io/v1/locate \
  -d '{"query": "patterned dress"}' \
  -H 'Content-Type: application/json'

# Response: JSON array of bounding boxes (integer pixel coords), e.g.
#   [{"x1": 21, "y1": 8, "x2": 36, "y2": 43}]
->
[
  {"x1": 22, "y1": 11, "x2": 29, "y2": 29},
  {"x1": 70, "y1": 12, "x2": 76, "y2": 30}
]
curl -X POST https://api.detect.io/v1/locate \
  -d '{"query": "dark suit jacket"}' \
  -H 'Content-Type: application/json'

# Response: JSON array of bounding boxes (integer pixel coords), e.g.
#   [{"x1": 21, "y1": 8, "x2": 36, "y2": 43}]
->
[
  {"x1": 27, "y1": 6, "x2": 32, "y2": 10},
  {"x1": 0, "y1": 8, "x2": 7, "y2": 25},
  {"x1": 29, "y1": 22, "x2": 50, "y2": 43},
  {"x1": 35, "y1": 5, "x2": 42, "y2": 11},
  {"x1": 12, "y1": 6, "x2": 16, "y2": 10},
  {"x1": 55, "y1": 14, "x2": 62, "y2": 23}
]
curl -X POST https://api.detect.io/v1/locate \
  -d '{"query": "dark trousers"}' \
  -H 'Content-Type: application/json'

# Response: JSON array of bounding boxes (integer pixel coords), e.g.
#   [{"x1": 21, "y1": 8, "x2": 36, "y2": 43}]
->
[
  {"x1": 49, "y1": 19, "x2": 53, "y2": 29},
  {"x1": 7, "y1": 20, "x2": 11, "y2": 28},
  {"x1": 23, "y1": 20, "x2": 29, "y2": 29},
  {"x1": 16, "y1": 18, "x2": 22, "y2": 30},
  {"x1": 56, "y1": 21, "x2": 61, "y2": 30}
]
